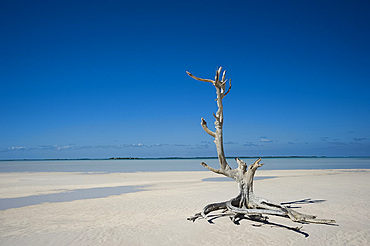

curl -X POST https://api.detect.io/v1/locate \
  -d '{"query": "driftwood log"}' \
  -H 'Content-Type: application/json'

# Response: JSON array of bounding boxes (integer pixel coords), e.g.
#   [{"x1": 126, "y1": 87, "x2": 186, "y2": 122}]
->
[{"x1": 186, "y1": 67, "x2": 335, "y2": 225}]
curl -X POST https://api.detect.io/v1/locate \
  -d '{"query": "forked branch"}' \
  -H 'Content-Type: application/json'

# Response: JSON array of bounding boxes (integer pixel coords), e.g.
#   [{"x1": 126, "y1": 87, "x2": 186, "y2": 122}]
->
[{"x1": 186, "y1": 67, "x2": 232, "y2": 173}]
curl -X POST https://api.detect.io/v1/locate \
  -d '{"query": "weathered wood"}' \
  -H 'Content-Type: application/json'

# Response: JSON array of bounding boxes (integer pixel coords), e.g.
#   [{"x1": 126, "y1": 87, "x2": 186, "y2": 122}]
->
[{"x1": 186, "y1": 67, "x2": 336, "y2": 226}]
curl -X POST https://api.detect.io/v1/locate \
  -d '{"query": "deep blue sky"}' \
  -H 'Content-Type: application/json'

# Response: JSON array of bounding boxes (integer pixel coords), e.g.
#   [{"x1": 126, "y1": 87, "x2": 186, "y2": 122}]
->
[{"x1": 1, "y1": 0, "x2": 369, "y2": 159}]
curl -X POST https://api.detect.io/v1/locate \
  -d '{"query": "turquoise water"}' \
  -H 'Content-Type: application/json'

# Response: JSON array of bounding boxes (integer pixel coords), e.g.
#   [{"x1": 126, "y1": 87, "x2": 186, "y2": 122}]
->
[{"x1": 0, "y1": 157, "x2": 369, "y2": 173}]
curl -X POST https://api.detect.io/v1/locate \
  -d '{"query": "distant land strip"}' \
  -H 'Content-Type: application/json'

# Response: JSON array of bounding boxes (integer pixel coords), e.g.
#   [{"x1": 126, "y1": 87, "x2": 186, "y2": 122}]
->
[{"x1": 1, "y1": 156, "x2": 370, "y2": 161}]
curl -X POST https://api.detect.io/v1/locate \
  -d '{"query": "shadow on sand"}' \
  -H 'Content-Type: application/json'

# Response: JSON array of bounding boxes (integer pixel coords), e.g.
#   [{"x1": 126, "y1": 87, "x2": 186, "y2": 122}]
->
[{"x1": 200, "y1": 198, "x2": 338, "y2": 237}]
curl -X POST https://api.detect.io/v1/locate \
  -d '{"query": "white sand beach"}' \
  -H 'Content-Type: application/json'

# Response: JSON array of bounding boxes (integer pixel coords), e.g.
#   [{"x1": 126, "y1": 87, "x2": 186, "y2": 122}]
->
[{"x1": 0, "y1": 169, "x2": 369, "y2": 245}]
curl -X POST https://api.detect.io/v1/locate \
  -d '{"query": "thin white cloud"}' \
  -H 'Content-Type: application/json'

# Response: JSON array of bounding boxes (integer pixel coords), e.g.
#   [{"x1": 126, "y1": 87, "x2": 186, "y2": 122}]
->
[
  {"x1": 260, "y1": 137, "x2": 273, "y2": 143},
  {"x1": 225, "y1": 141, "x2": 238, "y2": 145},
  {"x1": 172, "y1": 144, "x2": 191, "y2": 147},
  {"x1": 188, "y1": 144, "x2": 209, "y2": 150},
  {"x1": 3, "y1": 142, "x2": 214, "y2": 153},
  {"x1": 8, "y1": 146, "x2": 27, "y2": 151},
  {"x1": 243, "y1": 142, "x2": 260, "y2": 147}
]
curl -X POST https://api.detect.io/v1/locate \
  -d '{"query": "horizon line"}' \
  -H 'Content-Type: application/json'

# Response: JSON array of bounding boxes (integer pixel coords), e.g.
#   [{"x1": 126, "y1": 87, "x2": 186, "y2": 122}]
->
[{"x1": 1, "y1": 155, "x2": 370, "y2": 161}]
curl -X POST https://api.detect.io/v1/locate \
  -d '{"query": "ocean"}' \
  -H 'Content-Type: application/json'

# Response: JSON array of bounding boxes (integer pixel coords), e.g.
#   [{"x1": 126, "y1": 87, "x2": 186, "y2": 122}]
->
[{"x1": 0, "y1": 157, "x2": 369, "y2": 173}]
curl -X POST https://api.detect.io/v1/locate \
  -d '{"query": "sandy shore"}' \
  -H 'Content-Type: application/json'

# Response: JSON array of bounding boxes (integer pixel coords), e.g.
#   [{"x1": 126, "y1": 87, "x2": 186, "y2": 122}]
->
[{"x1": 0, "y1": 169, "x2": 369, "y2": 245}]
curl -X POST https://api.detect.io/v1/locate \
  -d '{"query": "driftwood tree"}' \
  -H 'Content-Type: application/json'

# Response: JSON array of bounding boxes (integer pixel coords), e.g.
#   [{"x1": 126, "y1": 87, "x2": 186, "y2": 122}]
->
[{"x1": 186, "y1": 67, "x2": 335, "y2": 226}]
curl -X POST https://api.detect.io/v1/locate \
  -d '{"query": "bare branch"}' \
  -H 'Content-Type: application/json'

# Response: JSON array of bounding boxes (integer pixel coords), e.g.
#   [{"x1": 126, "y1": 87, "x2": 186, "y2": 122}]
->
[
  {"x1": 201, "y1": 118, "x2": 216, "y2": 137},
  {"x1": 201, "y1": 162, "x2": 224, "y2": 175},
  {"x1": 186, "y1": 71, "x2": 214, "y2": 83},
  {"x1": 235, "y1": 158, "x2": 247, "y2": 172},
  {"x1": 218, "y1": 66, "x2": 223, "y2": 76},
  {"x1": 223, "y1": 79, "x2": 232, "y2": 97},
  {"x1": 215, "y1": 67, "x2": 223, "y2": 83},
  {"x1": 221, "y1": 70, "x2": 226, "y2": 82},
  {"x1": 249, "y1": 157, "x2": 263, "y2": 170},
  {"x1": 302, "y1": 218, "x2": 337, "y2": 224},
  {"x1": 212, "y1": 112, "x2": 219, "y2": 121}
]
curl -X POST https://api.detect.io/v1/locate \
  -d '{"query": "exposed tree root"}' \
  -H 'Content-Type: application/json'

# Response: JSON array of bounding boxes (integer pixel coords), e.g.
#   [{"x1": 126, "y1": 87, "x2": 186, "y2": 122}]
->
[{"x1": 187, "y1": 194, "x2": 335, "y2": 225}]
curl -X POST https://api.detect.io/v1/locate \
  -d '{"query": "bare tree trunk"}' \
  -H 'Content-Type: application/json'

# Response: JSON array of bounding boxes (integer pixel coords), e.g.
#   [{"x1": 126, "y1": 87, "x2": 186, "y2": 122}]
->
[{"x1": 186, "y1": 67, "x2": 335, "y2": 225}]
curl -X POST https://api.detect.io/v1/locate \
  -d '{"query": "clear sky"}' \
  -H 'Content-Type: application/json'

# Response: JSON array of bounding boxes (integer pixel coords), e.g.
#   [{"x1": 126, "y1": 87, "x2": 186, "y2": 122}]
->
[{"x1": 1, "y1": 0, "x2": 369, "y2": 159}]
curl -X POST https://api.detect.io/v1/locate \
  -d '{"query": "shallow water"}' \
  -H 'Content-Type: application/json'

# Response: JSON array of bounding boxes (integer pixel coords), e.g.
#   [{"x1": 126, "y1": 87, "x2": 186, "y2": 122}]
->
[
  {"x1": 0, "y1": 185, "x2": 147, "y2": 210},
  {"x1": 0, "y1": 157, "x2": 369, "y2": 173}
]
